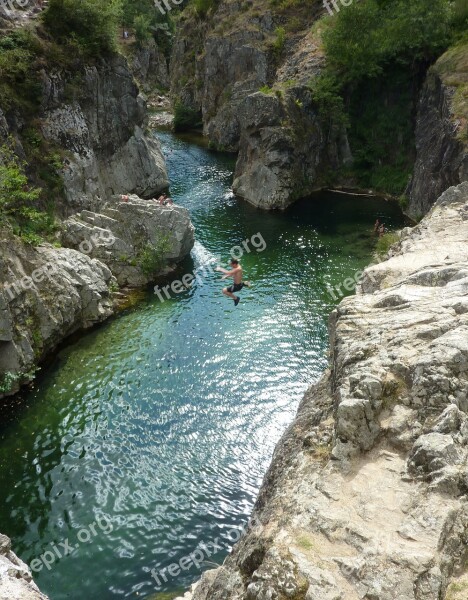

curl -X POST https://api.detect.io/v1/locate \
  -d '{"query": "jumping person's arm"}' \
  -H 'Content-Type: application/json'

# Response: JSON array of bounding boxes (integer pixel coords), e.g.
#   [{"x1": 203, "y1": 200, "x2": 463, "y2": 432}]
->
[{"x1": 217, "y1": 266, "x2": 241, "y2": 279}]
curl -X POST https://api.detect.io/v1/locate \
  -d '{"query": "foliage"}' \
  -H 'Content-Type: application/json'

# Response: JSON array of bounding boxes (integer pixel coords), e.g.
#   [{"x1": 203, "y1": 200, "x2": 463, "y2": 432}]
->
[
  {"x1": 346, "y1": 68, "x2": 414, "y2": 195},
  {"x1": 0, "y1": 372, "x2": 20, "y2": 395},
  {"x1": 451, "y1": 0, "x2": 468, "y2": 33},
  {"x1": 308, "y1": 72, "x2": 348, "y2": 126},
  {"x1": 0, "y1": 29, "x2": 42, "y2": 112},
  {"x1": 323, "y1": 0, "x2": 452, "y2": 86},
  {"x1": 42, "y1": 0, "x2": 120, "y2": 58},
  {"x1": 0, "y1": 144, "x2": 56, "y2": 244},
  {"x1": 192, "y1": 0, "x2": 217, "y2": 18},
  {"x1": 134, "y1": 14, "x2": 152, "y2": 47},
  {"x1": 375, "y1": 232, "x2": 400, "y2": 257},
  {"x1": 399, "y1": 195, "x2": 409, "y2": 211},
  {"x1": 120, "y1": 0, "x2": 176, "y2": 55},
  {"x1": 139, "y1": 236, "x2": 171, "y2": 276},
  {"x1": 272, "y1": 26, "x2": 286, "y2": 57},
  {"x1": 173, "y1": 101, "x2": 203, "y2": 131}
]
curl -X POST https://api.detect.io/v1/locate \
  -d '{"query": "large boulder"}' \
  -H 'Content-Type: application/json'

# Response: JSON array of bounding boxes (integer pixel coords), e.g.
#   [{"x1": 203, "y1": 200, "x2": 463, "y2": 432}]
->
[
  {"x1": 0, "y1": 234, "x2": 115, "y2": 397},
  {"x1": 61, "y1": 195, "x2": 195, "y2": 287}
]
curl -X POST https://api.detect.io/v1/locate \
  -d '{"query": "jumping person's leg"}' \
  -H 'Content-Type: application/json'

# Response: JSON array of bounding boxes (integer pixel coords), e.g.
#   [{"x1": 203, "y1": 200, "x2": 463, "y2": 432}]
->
[{"x1": 223, "y1": 285, "x2": 240, "y2": 305}]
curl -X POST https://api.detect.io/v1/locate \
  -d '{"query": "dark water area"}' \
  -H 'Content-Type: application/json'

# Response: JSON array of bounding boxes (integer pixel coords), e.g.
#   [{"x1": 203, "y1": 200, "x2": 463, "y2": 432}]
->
[{"x1": 0, "y1": 131, "x2": 405, "y2": 599}]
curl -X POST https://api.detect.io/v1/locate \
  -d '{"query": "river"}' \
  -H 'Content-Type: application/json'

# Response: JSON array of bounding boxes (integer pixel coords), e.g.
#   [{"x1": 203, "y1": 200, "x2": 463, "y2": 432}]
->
[{"x1": 0, "y1": 131, "x2": 404, "y2": 599}]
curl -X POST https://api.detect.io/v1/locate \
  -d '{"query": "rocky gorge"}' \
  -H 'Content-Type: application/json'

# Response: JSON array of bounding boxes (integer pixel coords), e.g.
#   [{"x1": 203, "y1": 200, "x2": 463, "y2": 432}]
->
[
  {"x1": 170, "y1": 0, "x2": 467, "y2": 213},
  {"x1": 1, "y1": 1, "x2": 468, "y2": 599},
  {"x1": 0, "y1": 13, "x2": 195, "y2": 395},
  {"x1": 179, "y1": 181, "x2": 468, "y2": 600}
]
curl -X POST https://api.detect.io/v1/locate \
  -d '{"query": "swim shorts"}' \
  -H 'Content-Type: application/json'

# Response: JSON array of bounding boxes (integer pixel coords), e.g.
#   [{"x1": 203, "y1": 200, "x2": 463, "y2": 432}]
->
[{"x1": 227, "y1": 283, "x2": 244, "y2": 293}]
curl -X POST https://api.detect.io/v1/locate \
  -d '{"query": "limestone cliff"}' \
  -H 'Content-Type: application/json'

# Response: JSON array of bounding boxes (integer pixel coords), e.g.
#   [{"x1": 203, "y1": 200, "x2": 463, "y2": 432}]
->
[
  {"x1": 0, "y1": 24, "x2": 192, "y2": 396},
  {"x1": 0, "y1": 198, "x2": 194, "y2": 397},
  {"x1": 180, "y1": 182, "x2": 468, "y2": 600},
  {"x1": 408, "y1": 42, "x2": 468, "y2": 219},
  {"x1": 38, "y1": 55, "x2": 169, "y2": 213},
  {"x1": 170, "y1": 1, "x2": 350, "y2": 209},
  {"x1": 0, "y1": 534, "x2": 49, "y2": 600}
]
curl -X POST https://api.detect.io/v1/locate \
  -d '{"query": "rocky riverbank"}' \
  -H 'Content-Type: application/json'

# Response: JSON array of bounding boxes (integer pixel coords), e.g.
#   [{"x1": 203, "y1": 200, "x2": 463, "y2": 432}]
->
[
  {"x1": 0, "y1": 198, "x2": 194, "y2": 398},
  {"x1": 0, "y1": 534, "x2": 49, "y2": 600},
  {"x1": 179, "y1": 182, "x2": 468, "y2": 600}
]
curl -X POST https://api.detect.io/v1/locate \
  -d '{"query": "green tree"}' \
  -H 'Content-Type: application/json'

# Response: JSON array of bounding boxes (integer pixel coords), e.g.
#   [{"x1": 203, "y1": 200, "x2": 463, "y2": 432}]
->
[
  {"x1": 323, "y1": 0, "x2": 452, "y2": 85},
  {"x1": 0, "y1": 144, "x2": 53, "y2": 244},
  {"x1": 42, "y1": 0, "x2": 120, "y2": 57},
  {"x1": 134, "y1": 14, "x2": 152, "y2": 47}
]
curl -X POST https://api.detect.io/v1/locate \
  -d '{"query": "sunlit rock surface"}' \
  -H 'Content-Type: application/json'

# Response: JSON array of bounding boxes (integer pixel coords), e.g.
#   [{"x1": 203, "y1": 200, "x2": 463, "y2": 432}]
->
[{"x1": 62, "y1": 195, "x2": 195, "y2": 286}]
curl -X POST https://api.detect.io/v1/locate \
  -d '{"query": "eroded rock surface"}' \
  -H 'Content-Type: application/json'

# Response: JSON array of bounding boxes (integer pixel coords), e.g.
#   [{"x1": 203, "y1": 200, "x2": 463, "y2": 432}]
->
[
  {"x1": 62, "y1": 195, "x2": 195, "y2": 287},
  {"x1": 0, "y1": 234, "x2": 116, "y2": 396},
  {"x1": 0, "y1": 534, "x2": 49, "y2": 600},
  {"x1": 39, "y1": 55, "x2": 169, "y2": 213},
  {"x1": 182, "y1": 183, "x2": 468, "y2": 600},
  {"x1": 408, "y1": 42, "x2": 468, "y2": 219}
]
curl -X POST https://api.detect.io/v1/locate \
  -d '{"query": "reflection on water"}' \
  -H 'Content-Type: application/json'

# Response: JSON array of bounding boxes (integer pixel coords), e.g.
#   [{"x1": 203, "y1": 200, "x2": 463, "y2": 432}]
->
[{"x1": 0, "y1": 131, "x2": 405, "y2": 599}]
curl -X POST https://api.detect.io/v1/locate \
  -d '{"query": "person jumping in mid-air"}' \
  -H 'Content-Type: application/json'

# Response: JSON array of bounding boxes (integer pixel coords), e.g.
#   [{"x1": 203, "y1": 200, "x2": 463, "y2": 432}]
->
[{"x1": 216, "y1": 259, "x2": 250, "y2": 306}]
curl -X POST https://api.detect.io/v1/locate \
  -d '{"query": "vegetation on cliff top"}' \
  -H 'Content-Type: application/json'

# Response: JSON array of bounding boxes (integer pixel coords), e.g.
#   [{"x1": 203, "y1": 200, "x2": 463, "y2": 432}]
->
[{"x1": 311, "y1": 0, "x2": 468, "y2": 195}]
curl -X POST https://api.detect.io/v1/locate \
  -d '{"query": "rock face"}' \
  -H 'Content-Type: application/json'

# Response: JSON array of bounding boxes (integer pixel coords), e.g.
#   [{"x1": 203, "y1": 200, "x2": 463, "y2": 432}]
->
[
  {"x1": 62, "y1": 195, "x2": 195, "y2": 287},
  {"x1": 130, "y1": 38, "x2": 170, "y2": 93},
  {"x1": 182, "y1": 182, "x2": 468, "y2": 600},
  {"x1": 408, "y1": 42, "x2": 468, "y2": 219},
  {"x1": 233, "y1": 85, "x2": 350, "y2": 210},
  {"x1": 39, "y1": 55, "x2": 169, "y2": 213},
  {"x1": 0, "y1": 195, "x2": 195, "y2": 396},
  {"x1": 0, "y1": 534, "x2": 49, "y2": 600},
  {"x1": 170, "y1": 2, "x2": 349, "y2": 209},
  {"x1": 0, "y1": 233, "x2": 116, "y2": 396}
]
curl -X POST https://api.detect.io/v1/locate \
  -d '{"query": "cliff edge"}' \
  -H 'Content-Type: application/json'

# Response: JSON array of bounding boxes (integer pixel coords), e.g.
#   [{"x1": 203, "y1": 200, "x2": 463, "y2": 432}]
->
[{"x1": 183, "y1": 181, "x2": 468, "y2": 600}]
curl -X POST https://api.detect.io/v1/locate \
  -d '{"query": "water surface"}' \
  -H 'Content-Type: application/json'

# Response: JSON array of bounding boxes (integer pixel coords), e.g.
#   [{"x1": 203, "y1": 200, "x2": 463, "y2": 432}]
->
[{"x1": 0, "y1": 131, "x2": 404, "y2": 599}]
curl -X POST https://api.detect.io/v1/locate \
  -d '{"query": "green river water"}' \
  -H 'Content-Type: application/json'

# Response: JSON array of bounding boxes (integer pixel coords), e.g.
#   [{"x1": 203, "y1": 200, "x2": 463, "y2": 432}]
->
[{"x1": 0, "y1": 131, "x2": 405, "y2": 599}]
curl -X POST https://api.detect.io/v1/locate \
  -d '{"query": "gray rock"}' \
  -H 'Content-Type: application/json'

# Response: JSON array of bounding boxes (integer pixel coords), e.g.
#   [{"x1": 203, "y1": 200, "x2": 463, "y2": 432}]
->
[
  {"x1": 39, "y1": 55, "x2": 169, "y2": 213},
  {"x1": 62, "y1": 195, "x2": 195, "y2": 286},
  {"x1": 408, "y1": 433, "x2": 461, "y2": 475},
  {"x1": 0, "y1": 533, "x2": 49, "y2": 599},
  {"x1": 0, "y1": 234, "x2": 116, "y2": 397},
  {"x1": 130, "y1": 38, "x2": 170, "y2": 92},
  {"x1": 408, "y1": 44, "x2": 468, "y2": 219}
]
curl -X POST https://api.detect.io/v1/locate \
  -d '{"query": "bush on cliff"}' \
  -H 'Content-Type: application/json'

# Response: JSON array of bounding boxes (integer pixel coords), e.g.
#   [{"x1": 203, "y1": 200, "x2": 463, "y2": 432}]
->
[
  {"x1": 0, "y1": 144, "x2": 55, "y2": 245},
  {"x1": 42, "y1": 0, "x2": 120, "y2": 57},
  {"x1": 0, "y1": 29, "x2": 42, "y2": 113},
  {"x1": 173, "y1": 101, "x2": 203, "y2": 131}
]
